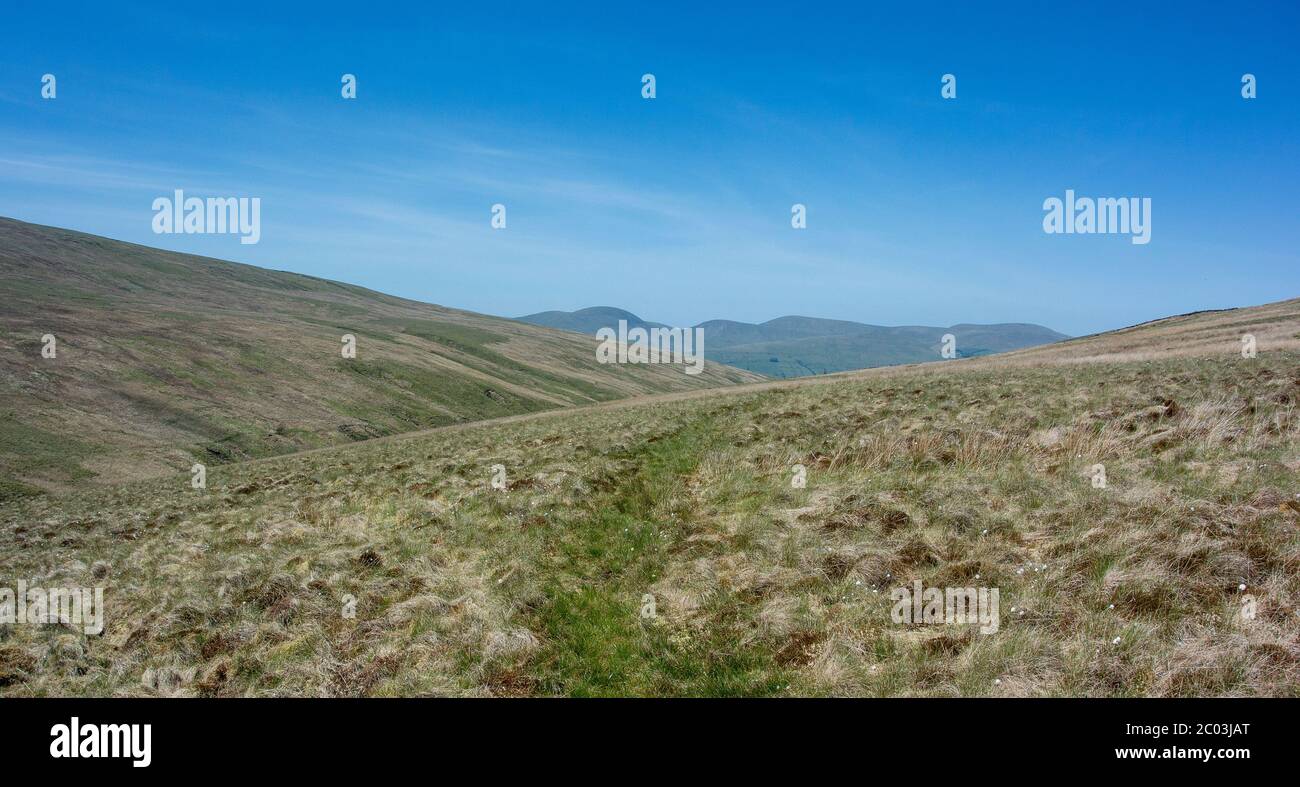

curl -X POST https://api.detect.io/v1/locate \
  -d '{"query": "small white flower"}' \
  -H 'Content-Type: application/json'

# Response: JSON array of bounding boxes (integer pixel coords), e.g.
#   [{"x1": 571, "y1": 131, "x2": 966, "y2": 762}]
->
[
  {"x1": 994, "y1": 678, "x2": 1002, "y2": 686},
  {"x1": 1112, "y1": 636, "x2": 1122, "y2": 645},
  {"x1": 1238, "y1": 584, "x2": 1247, "y2": 591}
]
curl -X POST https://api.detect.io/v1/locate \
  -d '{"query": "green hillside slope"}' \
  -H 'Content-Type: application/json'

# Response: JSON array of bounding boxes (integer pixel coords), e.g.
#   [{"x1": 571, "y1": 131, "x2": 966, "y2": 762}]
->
[{"x1": 0, "y1": 219, "x2": 761, "y2": 492}]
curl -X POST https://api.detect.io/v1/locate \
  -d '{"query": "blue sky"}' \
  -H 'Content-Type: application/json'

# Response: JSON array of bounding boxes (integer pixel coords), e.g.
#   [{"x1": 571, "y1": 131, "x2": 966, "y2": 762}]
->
[{"x1": 2, "y1": 1, "x2": 1297, "y2": 336}]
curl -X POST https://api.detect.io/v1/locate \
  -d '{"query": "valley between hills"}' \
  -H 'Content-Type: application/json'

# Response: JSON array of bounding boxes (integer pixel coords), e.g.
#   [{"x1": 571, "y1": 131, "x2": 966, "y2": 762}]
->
[{"x1": 2, "y1": 264, "x2": 1296, "y2": 695}]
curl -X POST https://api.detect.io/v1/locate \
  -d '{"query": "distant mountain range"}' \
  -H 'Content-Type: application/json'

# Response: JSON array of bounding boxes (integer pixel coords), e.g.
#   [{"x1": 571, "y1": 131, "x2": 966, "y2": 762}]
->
[{"x1": 517, "y1": 307, "x2": 1069, "y2": 378}]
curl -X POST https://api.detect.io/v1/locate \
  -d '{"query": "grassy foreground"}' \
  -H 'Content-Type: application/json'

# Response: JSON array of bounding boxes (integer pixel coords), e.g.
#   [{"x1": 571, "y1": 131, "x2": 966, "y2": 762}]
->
[{"x1": 2, "y1": 336, "x2": 1297, "y2": 695}]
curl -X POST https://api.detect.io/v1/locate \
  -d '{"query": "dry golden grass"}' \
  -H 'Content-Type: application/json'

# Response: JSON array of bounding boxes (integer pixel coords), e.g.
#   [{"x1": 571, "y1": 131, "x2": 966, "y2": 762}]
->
[{"x1": 0, "y1": 298, "x2": 1297, "y2": 696}]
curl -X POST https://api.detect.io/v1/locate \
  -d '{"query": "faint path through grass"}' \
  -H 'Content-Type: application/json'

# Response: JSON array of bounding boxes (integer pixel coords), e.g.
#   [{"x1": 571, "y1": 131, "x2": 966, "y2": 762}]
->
[{"x1": 525, "y1": 417, "x2": 786, "y2": 696}]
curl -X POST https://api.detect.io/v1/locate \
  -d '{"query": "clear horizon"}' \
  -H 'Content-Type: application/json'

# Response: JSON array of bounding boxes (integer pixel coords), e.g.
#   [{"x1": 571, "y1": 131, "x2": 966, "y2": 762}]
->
[{"x1": 2, "y1": 2, "x2": 1297, "y2": 336}]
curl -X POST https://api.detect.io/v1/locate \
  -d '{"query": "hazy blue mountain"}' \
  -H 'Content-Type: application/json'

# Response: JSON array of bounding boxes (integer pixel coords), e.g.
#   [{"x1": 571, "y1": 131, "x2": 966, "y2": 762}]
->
[
  {"x1": 517, "y1": 306, "x2": 667, "y2": 335},
  {"x1": 516, "y1": 308, "x2": 1069, "y2": 378}
]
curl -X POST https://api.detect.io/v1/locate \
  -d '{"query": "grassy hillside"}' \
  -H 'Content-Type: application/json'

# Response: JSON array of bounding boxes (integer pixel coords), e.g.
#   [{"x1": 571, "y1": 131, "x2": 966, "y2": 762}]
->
[
  {"x1": 518, "y1": 307, "x2": 1068, "y2": 377},
  {"x1": 0, "y1": 219, "x2": 761, "y2": 493},
  {"x1": 1, "y1": 297, "x2": 1295, "y2": 697}
]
